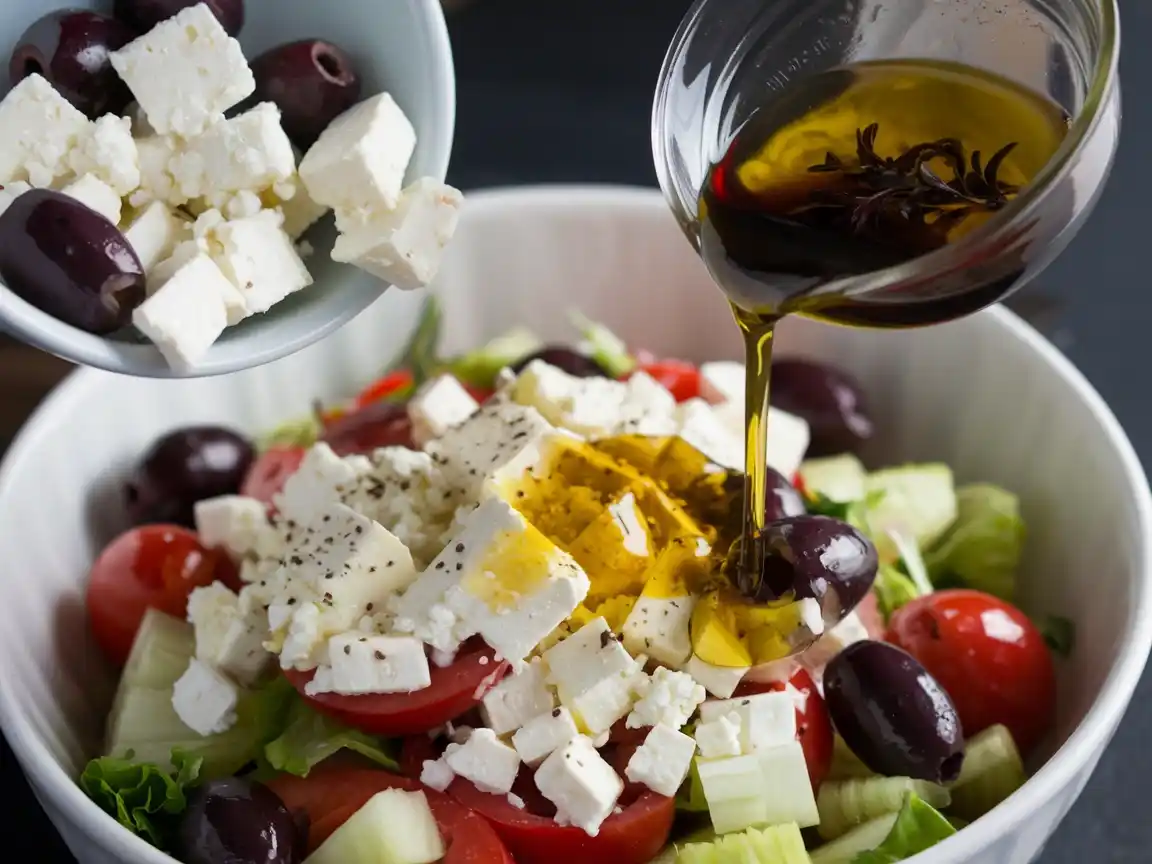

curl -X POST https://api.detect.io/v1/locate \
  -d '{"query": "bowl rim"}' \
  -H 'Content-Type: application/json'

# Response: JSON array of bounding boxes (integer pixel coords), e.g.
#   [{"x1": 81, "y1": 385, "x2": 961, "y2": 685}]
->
[
  {"x1": 1, "y1": 184, "x2": 1150, "y2": 864},
  {"x1": 0, "y1": 0, "x2": 457, "y2": 381}
]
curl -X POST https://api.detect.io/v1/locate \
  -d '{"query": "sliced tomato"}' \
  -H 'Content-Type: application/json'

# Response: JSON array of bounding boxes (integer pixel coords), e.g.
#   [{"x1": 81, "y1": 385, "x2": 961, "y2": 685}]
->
[
  {"x1": 320, "y1": 400, "x2": 417, "y2": 456},
  {"x1": 285, "y1": 641, "x2": 509, "y2": 736},
  {"x1": 733, "y1": 667, "x2": 834, "y2": 790},
  {"x1": 887, "y1": 589, "x2": 1056, "y2": 755},
  {"x1": 464, "y1": 384, "x2": 495, "y2": 403},
  {"x1": 241, "y1": 446, "x2": 306, "y2": 507},
  {"x1": 86, "y1": 525, "x2": 240, "y2": 665},
  {"x1": 266, "y1": 766, "x2": 513, "y2": 862},
  {"x1": 355, "y1": 370, "x2": 415, "y2": 409},
  {"x1": 626, "y1": 360, "x2": 701, "y2": 403}
]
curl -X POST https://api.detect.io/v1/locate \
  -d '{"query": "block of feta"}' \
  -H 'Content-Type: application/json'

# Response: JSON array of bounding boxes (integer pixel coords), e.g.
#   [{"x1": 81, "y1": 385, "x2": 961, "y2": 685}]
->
[
  {"x1": 685, "y1": 654, "x2": 749, "y2": 700},
  {"x1": 270, "y1": 172, "x2": 330, "y2": 240},
  {"x1": 480, "y1": 658, "x2": 555, "y2": 735},
  {"x1": 206, "y1": 210, "x2": 313, "y2": 314},
  {"x1": 305, "y1": 633, "x2": 431, "y2": 696},
  {"x1": 675, "y1": 398, "x2": 744, "y2": 471},
  {"x1": 124, "y1": 201, "x2": 192, "y2": 277},
  {"x1": 695, "y1": 711, "x2": 743, "y2": 759},
  {"x1": 420, "y1": 756, "x2": 456, "y2": 792},
  {"x1": 409, "y1": 374, "x2": 480, "y2": 446},
  {"x1": 698, "y1": 691, "x2": 796, "y2": 754},
  {"x1": 194, "y1": 495, "x2": 277, "y2": 560},
  {"x1": 171, "y1": 103, "x2": 295, "y2": 199},
  {"x1": 171, "y1": 658, "x2": 240, "y2": 736},
  {"x1": 132, "y1": 253, "x2": 247, "y2": 370},
  {"x1": 298, "y1": 93, "x2": 416, "y2": 214},
  {"x1": 534, "y1": 736, "x2": 623, "y2": 837},
  {"x1": 331, "y1": 178, "x2": 463, "y2": 290},
  {"x1": 392, "y1": 497, "x2": 590, "y2": 661},
  {"x1": 622, "y1": 594, "x2": 695, "y2": 669},
  {"x1": 110, "y1": 4, "x2": 254, "y2": 137},
  {"x1": 627, "y1": 667, "x2": 706, "y2": 730},
  {"x1": 68, "y1": 114, "x2": 140, "y2": 196},
  {"x1": 626, "y1": 724, "x2": 697, "y2": 797},
  {"x1": 615, "y1": 371, "x2": 683, "y2": 437},
  {"x1": 0, "y1": 74, "x2": 91, "y2": 187},
  {"x1": 544, "y1": 617, "x2": 637, "y2": 704},
  {"x1": 274, "y1": 443, "x2": 367, "y2": 526},
  {"x1": 441, "y1": 728, "x2": 521, "y2": 795},
  {"x1": 131, "y1": 135, "x2": 186, "y2": 208},
  {"x1": 568, "y1": 490, "x2": 653, "y2": 598},
  {"x1": 713, "y1": 400, "x2": 811, "y2": 479},
  {"x1": 513, "y1": 706, "x2": 580, "y2": 767},
  {"x1": 60, "y1": 174, "x2": 121, "y2": 225},
  {"x1": 699, "y1": 361, "x2": 744, "y2": 404},
  {"x1": 187, "y1": 582, "x2": 271, "y2": 685},
  {"x1": 0, "y1": 181, "x2": 31, "y2": 218}
]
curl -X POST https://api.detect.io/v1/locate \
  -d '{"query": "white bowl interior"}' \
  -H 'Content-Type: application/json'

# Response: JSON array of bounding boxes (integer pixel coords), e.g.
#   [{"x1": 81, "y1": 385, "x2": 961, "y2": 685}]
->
[
  {"x1": 0, "y1": 0, "x2": 455, "y2": 378},
  {"x1": 0, "y1": 186, "x2": 1148, "y2": 864}
]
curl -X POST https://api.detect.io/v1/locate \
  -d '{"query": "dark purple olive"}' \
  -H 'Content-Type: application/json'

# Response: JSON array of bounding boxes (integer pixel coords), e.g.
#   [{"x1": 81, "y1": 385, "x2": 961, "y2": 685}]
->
[
  {"x1": 114, "y1": 0, "x2": 245, "y2": 36},
  {"x1": 9, "y1": 10, "x2": 135, "y2": 119},
  {"x1": 825, "y1": 640, "x2": 965, "y2": 784},
  {"x1": 761, "y1": 466, "x2": 807, "y2": 523},
  {"x1": 770, "y1": 358, "x2": 874, "y2": 457},
  {"x1": 125, "y1": 426, "x2": 255, "y2": 527},
  {"x1": 177, "y1": 777, "x2": 303, "y2": 864},
  {"x1": 747, "y1": 515, "x2": 877, "y2": 626},
  {"x1": 251, "y1": 40, "x2": 362, "y2": 149},
  {"x1": 321, "y1": 401, "x2": 417, "y2": 456},
  {"x1": 509, "y1": 346, "x2": 610, "y2": 378},
  {"x1": 0, "y1": 189, "x2": 145, "y2": 335}
]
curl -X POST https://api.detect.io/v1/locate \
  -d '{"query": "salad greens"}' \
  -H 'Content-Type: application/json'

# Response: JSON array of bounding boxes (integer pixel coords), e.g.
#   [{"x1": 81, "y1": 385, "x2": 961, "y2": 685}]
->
[
  {"x1": 850, "y1": 793, "x2": 956, "y2": 863},
  {"x1": 80, "y1": 749, "x2": 202, "y2": 849},
  {"x1": 448, "y1": 327, "x2": 542, "y2": 388},
  {"x1": 263, "y1": 698, "x2": 400, "y2": 778},
  {"x1": 569, "y1": 309, "x2": 637, "y2": 377},
  {"x1": 923, "y1": 484, "x2": 1026, "y2": 601}
]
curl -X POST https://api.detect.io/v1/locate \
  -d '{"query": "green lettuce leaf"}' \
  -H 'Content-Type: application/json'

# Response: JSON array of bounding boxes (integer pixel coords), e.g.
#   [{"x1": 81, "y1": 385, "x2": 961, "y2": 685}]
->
[
  {"x1": 264, "y1": 698, "x2": 400, "y2": 777},
  {"x1": 447, "y1": 327, "x2": 542, "y2": 389},
  {"x1": 873, "y1": 564, "x2": 922, "y2": 622},
  {"x1": 1038, "y1": 614, "x2": 1075, "y2": 657},
  {"x1": 569, "y1": 311, "x2": 636, "y2": 377},
  {"x1": 923, "y1": 484, "x2": 1025, "y2": 601},
  {"x1": 674, "y1": 758, "x2": 710, "y2": 813},
  {"x1": 851, "y1": 792, "x2": 956, "y2": 863}
]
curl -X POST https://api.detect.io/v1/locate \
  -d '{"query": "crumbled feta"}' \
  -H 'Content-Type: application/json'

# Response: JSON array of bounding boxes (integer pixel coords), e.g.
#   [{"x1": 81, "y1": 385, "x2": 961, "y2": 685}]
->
[
  {"x1": 275, "y1": 443, "x2": 368, "y2": 526},
  {"x1": 534, "y1": 736, "x2": 623, "y2": 837},
  {"x1": 171, "y1": 658, "x2": 239, "y2": 736},
  {"x1": 480, "y1": 658, "x2": 555, "y2": 735},
  {"x1": 205, "y1": 210, "x2": 313, "y2": 315},
  {"x1": 698, "y1": 691, "x2": 796, "y2": 754},
  {"x1": 622, "y1": 595, "x2": 695, "y2": 669},
  {"x1": 694, "y1": 711, "x2": 743, "y2": 760},
  {"x1": 685, "y1": 655, "x2": 749, "y2": 699},
  {"x1": 67, "y1": 114, "x2": 140, "y2": 196},
  {"x1": 409, "y1": 374, "x2": 480, "y2": 446},
  {"x1": 186, "y1": 582, "x2": 271, "y2": 686},
  {"x1": 110, "y1": 4, "x2": 254, "y2": 137},
  {"x1": 420, "y1": 756, "x2": 456, "y2": 792},
  {"x1": 305, "y1": 633, "x2": 431, "y2": 696},
  {"x1": 194, "y1": 495, "x2": 277, "y2": 560},
  {"x1": 512, "y1": 706, "x2": 579, "y2": 767},
  {"x1": 626, "y1": 667, "x2": 705, "y2": 730},
  {"x1": 60, "y1": 174, "x2": 122, "y2": 225},
  {"x1": 131, "y1": 135, "x2": 185, "y2": 207},
  {"x1": 443, "y1": 729, "x2": 520, "y2": 795},
  {"x1": 124, "y1": 201, "x2": 192, "y2": 278},
  {"x1": 171, "y1": 102, "x2": 295, "y2": 199},
  {"x1": 0, "y1": 74, "x2": 90, "y2": 187},
  {"x1": 626, "y1": 724, "x2": 697, "y2": 797}
]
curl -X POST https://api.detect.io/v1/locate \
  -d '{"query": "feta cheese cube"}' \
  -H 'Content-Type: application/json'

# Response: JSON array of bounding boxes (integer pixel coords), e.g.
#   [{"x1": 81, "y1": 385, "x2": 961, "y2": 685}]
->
[
  {"x1": 208, "y1": 210, "x2": 313, "y2": 314},
  {"x1": 171, "y1": 658, "x2": 239, "y2": 736},
  {"x1": 626, "y1": 724, "x2": 697, "y2": 797},
  {"x1": 194, "y1": 495, "x2": 275, "y2": 559},
  {"x1": 713, "y1": 402, "x2": 811, "y2": 479},
  {"x1": 569, "y1": 670, "x2": 643, "y2": 735},
  {"x1": 444, "y1": 729, "x2": 520, "y2": 795},
  {"x1": 0, "y1": 75, "x2": 90, "y2": 187},
  {"x1": 695, "y1": 711, "x2": 743, "y2": 759},
  {"x1": 187, "y1": 582, "x2": 271, "y2": 685},
  {"x1": 131, "y1": 135, "x2": 185, "y2": 208},
  {"x1": 568, "y1": 490, "x2": 653, "y2": 598},
  {"x1": 305, "y1": 633, "x2": 431, "y2": 696},
  {"x1": 132, "y1": 253, "x2": 245, "y2": 370},
  {"x1": 480, "y1": 659, "x2": 555, "y2": 735},
  {"x1": 757, "y1": 741, "x2": 820, "y2": 828},
  {"x1": 125, "y1": 201, "x2": 192, "y2": 277},
  {"x1": 420, "y1": 756, "x2": 456, "y2": 792},
  {"x1": 110, "y1": 4, "x2": 254, "y2": 137},
  {"x1": 544, "y1": 618, "x2": 637, "y2": 703},
  {"x1": 699, "y1": 362, "x2": 744, "y2": 404},
  {"x1": 534, "y1": 736, "x2": 623, "y2": 836},
  {"x1": 626, "y1": 667, "x2": 705, "y2": 730},
  {"x1": 68, "y1": 114, "x2": 140, "y2": 196},
  {"x1": 172, "y1": 103, "x2": 296, "y2": 198},
  {"x1": 409, "y1": 374, "x2": 480, "y2": 446},
  {"x1": 622, "y1": 594, "x2": 695, "y2": 669},
  {"x1": 698, "y1": 691, "x2": 796, "y2": 754},
  {"x1": 675, "y1": 398, "x2": 743, "y2": 471},
  {"x1": 0, "y1": 181, "x2": 31, "y2": 217},
  {"x1": 331, "y1": 178, "x2": 463, "y2": 290},
  {"x1": 272, "y1": 178, "x2": 329, "y2": 239},
  {"x1": 274, "y1": 443, "x2": 367, "y2": 526},
  {"x1": 513, "y1": 707, "x2": 579, "y2": 767},
  {"x1": 615, "y1": 372, "x2": 682, "y2": 437},
  {"x1": 298, "y1": 93, "x2": 416, "y2": 214},
  {"x1": 60, "y1": 174, "x2": 121, "y2": 225},
  {"x1": 685, "y1": 655, "x2": 749, "y2": 699}
]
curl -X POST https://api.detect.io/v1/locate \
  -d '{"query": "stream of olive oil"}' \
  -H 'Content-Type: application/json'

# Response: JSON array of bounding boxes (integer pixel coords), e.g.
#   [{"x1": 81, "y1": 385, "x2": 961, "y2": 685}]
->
[{"x1": 698, "y1": 59, "x2": 1070, "y2": 593}]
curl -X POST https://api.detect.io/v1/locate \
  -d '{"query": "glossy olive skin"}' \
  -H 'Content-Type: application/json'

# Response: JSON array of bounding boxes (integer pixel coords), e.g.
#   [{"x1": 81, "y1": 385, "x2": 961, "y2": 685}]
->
[
  {"x1": 125, "y1": 426, "x2": 255, "y2": 527},
  {"x1": 114, "y1": 0, "x2": 245, "y2": 36},
  {"x1": 749, "y1": 515, "x2": 878, "y2": 626},
  {"x1": 322, "y1": 401, "x2": 417, "y2": 456},
  {"x1": 178, "y1": 778, "x2": 304, "y2": 864},
  {"x1": 824, "y1": 640, "x2": 966, "y2": 784},
  {"x1": 771, "y1": 358, "x2": 874, "y2": 457},
  {"x1": 252, "y1": 40, "x2": 362, "y2": 149},
  {"x1": 9, "y1": 10, "x2": 135, "y2": 118},
  {"x1": 509, "y1": 346, "x2": 610, "y2": 378},
  {"x1": 0, "y1": 190, "x2": 146, "y2": 334}
]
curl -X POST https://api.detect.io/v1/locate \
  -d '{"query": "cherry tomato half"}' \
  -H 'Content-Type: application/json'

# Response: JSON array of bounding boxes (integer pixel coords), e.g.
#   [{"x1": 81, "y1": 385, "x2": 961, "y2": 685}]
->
[
  {"x1": 627, "y1": 360, "x2": 701, "y2": 403},
  {"x1": 320, "y1": 401, "x2": 417, "y2": 456},
  {"x1": 284, "y1": 641, "x2": 510, "y2": 736},
  {"x1": 86, "y1": 525, "x2": 240, "y2": 665},
  {"x1": 354, "y1": 370, "x2": 415, "y2": 409},
  {"x1": 733, "y1": 668, "x2": 834, "y2": 790},
  {"x1": 887, "y1": 589, "x2": 1056, "y2": 755},
  {"x1": 266, "y1": 765, "x2": 513, "y2": 863},
  {"x1": 241, "y1": 446, "x2": 306, "y2": 507}
]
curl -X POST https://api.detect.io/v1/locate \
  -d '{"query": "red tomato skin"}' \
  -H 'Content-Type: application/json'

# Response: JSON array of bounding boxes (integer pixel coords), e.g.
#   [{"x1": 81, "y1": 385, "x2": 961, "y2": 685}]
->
[
  {"x1": 241, "y1": 446, "x2": 306, "y2": 506},
  {"x1": 624, "y1": 360, "x2": 701, "y2": 402},
  {"x1": 733, "y1": 668, "x2": 834, "y2": 790},
  {"x1": 887, "y1": 589, "x2": 1056, "y2": 755},
  {"x1": 355, "y1": 370, "x2": 415, "y2": 409},
  {"x1": 284, "y1": 643, "x2": 509, "y2": 737},
  {"x1": 266, "y1": 766, "x2": 513, "y2": 863},
  {"x1": 86, "y1": 525, "x2": 238, "y2": 665}
]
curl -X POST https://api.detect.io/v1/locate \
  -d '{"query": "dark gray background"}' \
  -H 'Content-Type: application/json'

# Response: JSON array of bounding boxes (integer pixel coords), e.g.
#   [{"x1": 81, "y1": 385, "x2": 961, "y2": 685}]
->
[{"x1": 5, "y1": 0, "x2": 1148, "y2": 859}]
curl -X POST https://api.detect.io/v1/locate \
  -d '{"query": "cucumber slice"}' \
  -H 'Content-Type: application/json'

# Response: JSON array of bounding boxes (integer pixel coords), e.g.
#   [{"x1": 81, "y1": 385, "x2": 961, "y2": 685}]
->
[
  {"x1": 863, "y1": 465, "x2": 958, "y2": 562},
  {"x1": 305, "y1": 788, "x2": 445, "y2": 864},
  {"x1": 120, "y1": 608, "x2": 194, "y2": 690},
  {"x1": 799, "y1": 455, "x2": 867, "y2": 503},
  {"x1": 816, "y1": 776, "x2": 950, "y2": 841},
  {"x1": 948, "y1": 724, "x2": 1027, "y2": 820},
  {"x1": 809, "y1": 813, "x2": 899, "y2": 864},
  {"x1": 827, "y1": 735, "x2": 875, "y2": 781},
  {"x1": 677, "y1": 823, "x2": 811, "y2": 864}
]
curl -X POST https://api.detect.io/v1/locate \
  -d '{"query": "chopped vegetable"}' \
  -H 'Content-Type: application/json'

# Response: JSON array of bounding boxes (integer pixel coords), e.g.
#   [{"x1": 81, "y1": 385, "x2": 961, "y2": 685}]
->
[
  {"x1": 258, "y1": 415, "x2": 321, "y2": 451},
  {"x1": 872, "y1": 564, "x2": 921, "y2": 622},
  {"x1": 79, "y1": 749, "x2": 201, "y2": 849},
  {"x1": 449, "y1": 327, "x2": 543, "y2": 388},
  {"x1": 923, "y1": 484, "x2": 1025, "y2": 600},
  {"x1": 263, "y1": 697, "x2": 401, "y2": 777},
  {"x1": 849, "y1": 793, "x2": 956, "y2": 862},
  {"x1": 570, "y1": 310, "x2": 636, "y2": 377}
]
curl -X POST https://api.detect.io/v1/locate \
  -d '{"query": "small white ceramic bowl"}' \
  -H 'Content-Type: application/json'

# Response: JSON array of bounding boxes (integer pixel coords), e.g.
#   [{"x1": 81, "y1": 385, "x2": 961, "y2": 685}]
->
[
  {"x1": 0, "y1": 186, "x2": 1149, "y2": 864},
  {"x1": 0, "y1": 0, "x2": 455, "y2": 379}
]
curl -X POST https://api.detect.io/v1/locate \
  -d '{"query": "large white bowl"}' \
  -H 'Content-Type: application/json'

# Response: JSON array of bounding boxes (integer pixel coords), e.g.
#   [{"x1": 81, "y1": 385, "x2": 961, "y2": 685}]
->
[{"x1": 0, "y1": 186, "x2": 1149, "y2": 864}]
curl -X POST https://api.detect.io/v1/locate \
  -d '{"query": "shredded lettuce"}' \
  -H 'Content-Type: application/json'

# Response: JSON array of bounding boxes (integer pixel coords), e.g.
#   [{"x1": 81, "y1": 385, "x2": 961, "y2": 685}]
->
[
  {"x1": 1038, "y1": 614, "x2": 1075, "y2": 657},
  {"x1": 923, "y1": 484, "x2": 1025, "y2": 601},
  {"x1": 850, "y1": 792, "x2": 956, "y2": 863},
  {"x1": 263, "y1": 697, "x2": 400, "y2": 777},
  {"x1": 448, "y1": 327, "x2": 542, "y2": 389},
  {"x1": 569, "y1": 311, "x2": 636, "y2": 377}
]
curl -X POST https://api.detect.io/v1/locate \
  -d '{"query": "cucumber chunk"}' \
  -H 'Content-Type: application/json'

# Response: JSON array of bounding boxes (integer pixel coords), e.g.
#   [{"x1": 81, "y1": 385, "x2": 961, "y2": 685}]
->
[
  {"x1": 119, "y1": 608, "x2": 194, "y2": 691},
  {"x1": 799, "y1": 455, "x2": 867, "y2": 503},
  {"x1": 809, "y1": 813, "x2": 899, "y2": 864},
  {"x1": 305, "y1": 788, "x2": 445, "y2": 864},
  {"x1": 816, "y1": 776, "x2": 950, "y2": 841},
  {"x1": 827, "y1": 735, "x2": 875, "y2": 781},
  {"x1": 864, "y1": 465, "x2": 958, "y2": 562},
  {"x1": 677, "y1": 823, "x2": 811, "y2": 863},
  {"x1": 948, "y1": 724, "x2": 1027, "y2": 820}
]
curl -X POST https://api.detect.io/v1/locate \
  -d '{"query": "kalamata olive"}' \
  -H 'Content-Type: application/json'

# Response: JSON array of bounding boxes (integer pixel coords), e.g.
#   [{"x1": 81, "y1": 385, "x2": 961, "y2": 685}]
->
[
  {"x1": 251, "y1": 40, "x2": 362, "y2": 149},
  {"x1": 9, "y1": 10, "x2": 135, "y2": 118},
  {"x1": 0, "y1": 189, "x2": 145, "y2": 335},
  {"x1": 509, "y1": 346, "x2": 610, "y2": 378},
  {"x1": 178, "y1": 777, "x2": 303, "y2": 864},
  {"x1": 824, "y1": 640, "x2": 965, "y2": 784},
  {"x1": 322, "y1": 401, "x2": 417, "y2": 456},
  {"x1": 706, "y1": 467, "x2": 807, "y2": 552},
  {"x1": 114, "y1": 0, "x2": 244, "y2": 36},
  {"x1": 125, "y1": 426, "x2": 255, "y2": 527},
  {"x1": 770, "y1": 359, "x2": 874, "y2": 457},
  {"x1": 747, "y1": 515, "x2": 877, "y2": 626}
]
